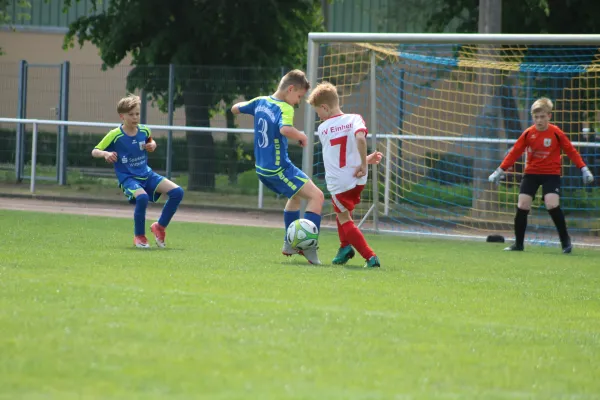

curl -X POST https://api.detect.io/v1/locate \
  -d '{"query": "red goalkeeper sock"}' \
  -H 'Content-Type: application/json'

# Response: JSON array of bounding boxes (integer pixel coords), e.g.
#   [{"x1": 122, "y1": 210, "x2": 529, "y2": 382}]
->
[
  {"x1": 341, "y1": 221, "x2": 375, "y2": 260},
  {"x1": 336, "y1": 217, "x2": 350, "y2": 248}
]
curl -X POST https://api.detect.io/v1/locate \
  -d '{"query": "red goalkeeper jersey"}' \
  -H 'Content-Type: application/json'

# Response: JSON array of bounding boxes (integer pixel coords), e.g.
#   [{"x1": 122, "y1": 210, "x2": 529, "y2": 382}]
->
[{"x1": 500, "y1": 124, "x2": 586, "y2": 175}]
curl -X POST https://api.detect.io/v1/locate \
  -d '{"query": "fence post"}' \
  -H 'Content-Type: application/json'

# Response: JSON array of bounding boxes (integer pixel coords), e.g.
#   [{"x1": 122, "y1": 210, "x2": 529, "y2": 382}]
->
[
  {"x1": 302, "y1": 39, "x2": 318, "y2": 215},
  {"x1": 30, "y1": 122, "x2": 38, "y2": 194},
  {"x1": 140, "y1": 88, "x2": 147, "y2": 124},
  {"x1": 166, "y1": 63, "x2": 175, "y2": 179},
  {"x1": 384, "y1": 137, "x2": 391, "y2": 216},
  {"x1": 369, "y1": 50, "x2": 379, "y2": 232},
  {"x1": 58, "y1": 61, "x2": 70, "y2": 185},
  {"x1": 16, "y1": 60, "x2": 28, "y2": 182},
  {"x1": 258, "y1": 180, "x2": 264, "y2": 209}
]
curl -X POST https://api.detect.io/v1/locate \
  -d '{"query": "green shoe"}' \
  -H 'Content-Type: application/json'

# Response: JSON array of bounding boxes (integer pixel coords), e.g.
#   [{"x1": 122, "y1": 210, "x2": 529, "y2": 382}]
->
[
  {"x1": 332, "y1": 245, "x2": 355, "y2": 265},
  {"x1": 364, "y1": 255, "x2": 381, "y2": 268}
]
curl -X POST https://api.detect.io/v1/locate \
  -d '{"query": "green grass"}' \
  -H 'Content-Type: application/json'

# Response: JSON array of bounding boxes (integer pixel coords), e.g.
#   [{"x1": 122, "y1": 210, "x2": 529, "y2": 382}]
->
[{"x1": 1, "y1": 210, "x2": 600, "y2": 399}]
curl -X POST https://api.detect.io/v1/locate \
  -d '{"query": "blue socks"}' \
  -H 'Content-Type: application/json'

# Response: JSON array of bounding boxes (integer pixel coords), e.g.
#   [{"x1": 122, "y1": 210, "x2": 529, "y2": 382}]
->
[
  {"x1": 134, "y1": 187, "x2": 184, "y2": 236},
  {"x1": 304, "y1": 211, "x2": 322, "y2": 232},
  {"x1": 134, "y1": 193, "x2": 149, "y2": 236},
  {"x1": 158, "y1": 187, "x2": 184, "y2": 228},
  {"x1": 284, "y1": 210, "x2": 300, "y2": 240}
]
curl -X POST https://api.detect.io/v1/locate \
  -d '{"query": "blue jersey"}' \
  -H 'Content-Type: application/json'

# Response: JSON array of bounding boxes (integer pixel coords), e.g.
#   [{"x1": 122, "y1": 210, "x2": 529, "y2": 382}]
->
[
  {"x1": 95, "y1": 125, "x2": 153, "y2": 184},
  {"x1": 238, "y1": 96, "x2": 295, "y2": 176}
]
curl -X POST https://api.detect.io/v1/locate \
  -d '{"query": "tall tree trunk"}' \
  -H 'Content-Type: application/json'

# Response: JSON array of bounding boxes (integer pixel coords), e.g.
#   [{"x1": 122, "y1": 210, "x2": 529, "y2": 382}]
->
[
  {"x1": 471, "y1": 0, "x2": 502, "y2": 222},
  {"x1": 226, "y1": 108, "x2": 238, "y2": 185},
  {"x1": 183, "y1": 82, "x2": 215, "y2": 191},
  {"x1": 500, "y1": 76, "x2": 524, "y2": 177},
  {"x1": 500, "y1": 79, "x2": 523, "y2": 140}
]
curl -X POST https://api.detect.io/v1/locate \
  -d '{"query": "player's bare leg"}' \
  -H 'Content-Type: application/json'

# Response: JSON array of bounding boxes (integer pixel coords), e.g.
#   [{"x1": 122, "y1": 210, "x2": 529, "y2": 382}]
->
[{"x1": 290, "y1": 181, "x2": 324, "y2": 264}]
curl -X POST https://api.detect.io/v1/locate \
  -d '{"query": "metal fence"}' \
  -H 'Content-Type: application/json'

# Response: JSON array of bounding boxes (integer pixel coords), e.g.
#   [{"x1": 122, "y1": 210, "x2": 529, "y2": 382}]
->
[
  {"x1": 0, "y1": 117, "x2": 286, "y2": 208},
  {"x1": 0, "y1": 63, "x2": 302, "y2": 210}
]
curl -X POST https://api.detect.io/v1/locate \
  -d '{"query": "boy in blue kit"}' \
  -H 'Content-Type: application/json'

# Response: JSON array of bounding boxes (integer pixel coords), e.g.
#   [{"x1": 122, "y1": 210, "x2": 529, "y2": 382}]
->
[
  {"x1": 92, "y1": 94, "x2": 184, "y2": 249},
  {"x1": 231, "y1": 70, "x2": 324, "y2": 264}
]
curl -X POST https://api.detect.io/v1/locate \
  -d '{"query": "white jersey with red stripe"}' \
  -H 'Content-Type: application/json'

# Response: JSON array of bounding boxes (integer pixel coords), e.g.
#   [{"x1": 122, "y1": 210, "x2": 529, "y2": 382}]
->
[{"x1": 316, "y1": 113, "x2": 368, "y2": 195}]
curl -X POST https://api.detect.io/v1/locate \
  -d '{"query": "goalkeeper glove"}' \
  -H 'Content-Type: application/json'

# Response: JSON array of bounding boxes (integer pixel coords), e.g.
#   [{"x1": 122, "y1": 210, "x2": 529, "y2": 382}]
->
[
  {"x1": 488, "y1": 167, "x2": 505, "y2": 185},
  {"x1": 581, "y1": 166, "x2": 594, "y2": 184}
]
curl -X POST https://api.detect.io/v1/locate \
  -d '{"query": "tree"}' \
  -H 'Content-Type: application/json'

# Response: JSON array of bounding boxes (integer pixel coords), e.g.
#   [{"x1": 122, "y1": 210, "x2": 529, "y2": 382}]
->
[
  {"x1": 428, "y1": 0, "x2": 600, "y2": 35},
  {"x1": 471, "y1": 0, "x2": 502, "y2": 219},
  {"x1": 63, "y1": 0, "x2": 323, "y2": 191},
  {"x1": 0, "y1": 0, "x2": 31, "y2": 55}
]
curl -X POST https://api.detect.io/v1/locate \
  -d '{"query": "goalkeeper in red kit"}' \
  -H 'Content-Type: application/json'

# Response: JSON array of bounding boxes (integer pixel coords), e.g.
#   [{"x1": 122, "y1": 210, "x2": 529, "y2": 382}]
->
[{"x1": 488, "y1": 97, "x2": 594, "y2": 253}]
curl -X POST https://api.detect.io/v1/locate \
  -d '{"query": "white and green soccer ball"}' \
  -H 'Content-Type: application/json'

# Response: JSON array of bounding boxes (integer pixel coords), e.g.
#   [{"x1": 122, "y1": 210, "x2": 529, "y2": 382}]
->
[{"x1": 287, "y1": 219, "x2": 319, "y2": 250}]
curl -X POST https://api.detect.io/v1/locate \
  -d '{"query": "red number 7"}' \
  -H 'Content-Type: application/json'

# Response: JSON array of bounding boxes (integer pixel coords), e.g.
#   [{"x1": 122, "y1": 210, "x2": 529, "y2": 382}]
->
[{"x1": 331, "y1": 136, "x2": 348, "y2": 168}]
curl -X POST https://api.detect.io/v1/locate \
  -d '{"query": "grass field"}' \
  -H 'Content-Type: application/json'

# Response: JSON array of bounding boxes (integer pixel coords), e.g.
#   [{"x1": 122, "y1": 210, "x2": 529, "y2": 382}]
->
[{"x1": 1, "y1": 210, "x2": 600, "y2": 399}]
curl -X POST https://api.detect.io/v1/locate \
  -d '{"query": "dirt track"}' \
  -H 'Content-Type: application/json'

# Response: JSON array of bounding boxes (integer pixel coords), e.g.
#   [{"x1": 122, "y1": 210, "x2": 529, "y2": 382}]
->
[{"x1": 0, "y1": 197, "x2": 283, "y2": 228}]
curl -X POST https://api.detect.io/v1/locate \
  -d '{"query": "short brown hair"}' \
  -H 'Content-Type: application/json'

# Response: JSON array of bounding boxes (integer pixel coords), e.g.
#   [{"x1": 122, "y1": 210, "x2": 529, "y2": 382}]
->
[
  {"x1": 531, "y1": 97, "x2": 553, "y2": 114},
  {"x1": 117, "y1": 94, "x2": 141, "y2": 114},
  {"x1": 278, "y1": 69, "x2": 310, "y2": 91},
  {"x1": 307, "y1": 81, "x2": 339, "y2": 108}
]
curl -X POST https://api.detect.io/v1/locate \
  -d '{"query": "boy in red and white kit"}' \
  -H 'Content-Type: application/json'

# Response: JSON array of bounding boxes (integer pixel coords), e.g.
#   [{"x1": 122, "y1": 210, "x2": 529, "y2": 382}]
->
[
  {"x1": 307, "y1": 82, "x2": 383, "y2": 268},
  {"x1": 488, "y1": 97, "x2": 594, "y2": 253}
]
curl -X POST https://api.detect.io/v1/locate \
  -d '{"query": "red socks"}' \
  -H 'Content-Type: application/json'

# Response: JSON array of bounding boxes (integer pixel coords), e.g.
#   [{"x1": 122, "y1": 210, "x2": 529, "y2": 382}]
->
[
  {"x1": 340, "y1": 220, "x2": 375, "y2": 260},
  {"x1": 336, "y1": 217, "x2": 350, "y2": 248}
]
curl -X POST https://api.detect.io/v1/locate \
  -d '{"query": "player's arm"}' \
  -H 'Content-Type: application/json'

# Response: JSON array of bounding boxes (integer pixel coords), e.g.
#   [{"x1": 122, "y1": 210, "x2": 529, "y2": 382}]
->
[
  {"x1": 558, "y1": 130, "x2": 586, "y2": 169},
  {"x1": 281, "y1": 126, "x2": 307, "y2": 147},
  {"x1": 489, "y1": 130, "x2": 528, "y2": 183},
  {"x1": 279, "y1": 104, "x2": 307, "y2": 146},
  {"x1": 231, "y1": 97, "x2": 258, "y2": 116},
  {"x1": 557, "y1": 130, "x2": 594, "y2": 184},
  {"x1": 354, "y1": 131, "x2": 368, "y2": 178},
  {"x1": 500, "y1": 131, "x2": 528, "y2": 171},
  {"x1": 367, "y1": 151, "x2": 383, "y2": 165},
  {"x1": 140, "y1": 125, "x2": 156, "y2": 152},
  {"x1": 231, "y1": 102, "x2": 243, "y2": 115},
  {"x1": 92, "y1": 131, "x2": 118, "y2": 163}
]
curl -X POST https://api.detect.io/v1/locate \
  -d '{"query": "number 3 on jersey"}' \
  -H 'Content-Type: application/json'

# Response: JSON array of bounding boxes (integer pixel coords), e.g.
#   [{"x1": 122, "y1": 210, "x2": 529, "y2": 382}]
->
[{"x1": 330, "y1": 136, "x2": 348, "y2": 168}]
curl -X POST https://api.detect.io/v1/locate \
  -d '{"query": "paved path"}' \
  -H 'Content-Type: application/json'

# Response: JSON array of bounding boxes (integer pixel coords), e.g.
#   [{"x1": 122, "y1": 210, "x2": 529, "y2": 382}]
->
[{"x1": 0, "y1": 197, "x2": 283, "y2": 228}]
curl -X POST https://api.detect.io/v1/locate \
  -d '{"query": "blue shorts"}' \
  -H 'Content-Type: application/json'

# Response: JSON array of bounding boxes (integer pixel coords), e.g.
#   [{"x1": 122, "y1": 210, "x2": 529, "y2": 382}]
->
[
  {"x1": 119, "y1": 171, "x2": 165, "y2": 204},
  {"x1": 258, "y1": 164, "x2": 309, "y2": 199}
]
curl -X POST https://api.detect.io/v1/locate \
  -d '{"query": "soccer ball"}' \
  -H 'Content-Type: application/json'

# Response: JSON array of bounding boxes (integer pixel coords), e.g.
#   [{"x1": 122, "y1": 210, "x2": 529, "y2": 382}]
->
[{"x1": 287, "y1": 219, "x2": 319, "y2": 250}]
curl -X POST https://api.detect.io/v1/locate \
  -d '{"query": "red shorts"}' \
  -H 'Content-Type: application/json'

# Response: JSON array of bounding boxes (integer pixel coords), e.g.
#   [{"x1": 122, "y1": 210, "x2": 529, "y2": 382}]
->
[{"x1": 331, "y1": 185, "x2": 365, "y2": 213}]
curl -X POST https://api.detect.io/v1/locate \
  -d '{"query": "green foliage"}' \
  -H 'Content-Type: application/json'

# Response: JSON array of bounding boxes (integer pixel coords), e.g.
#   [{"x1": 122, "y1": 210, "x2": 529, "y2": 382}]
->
[
  {"x1": 62, "y1": 0, "x2": 324, "y2": 106},
  {"x1": 427, "y1": 0, "x2": 600, "y2": 33},
  {"x1": 400, "y1": 180, "x2": 473, "y2": 208},
  {"x1": 236, "y1": 169, "x2": 260, "y2": 195},
  {"x1": 0, "y1": 0, "x2": 31, "y2": 55}
]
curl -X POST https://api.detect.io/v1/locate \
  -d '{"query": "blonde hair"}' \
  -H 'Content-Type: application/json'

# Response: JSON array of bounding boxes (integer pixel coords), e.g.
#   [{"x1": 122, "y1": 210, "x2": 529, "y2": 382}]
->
[
  {"x1": 117, "y1": 94, "x2": 141, "y2": 114},
  {"x1": 307, "y1": 81, "x2": 339, "y2": 107},
  {"x1": 278, "y1": 69, "x2": 310, "y2": 91},
  {"x1": 531, "y1": 97, "x2": 553, "y2": 114}
]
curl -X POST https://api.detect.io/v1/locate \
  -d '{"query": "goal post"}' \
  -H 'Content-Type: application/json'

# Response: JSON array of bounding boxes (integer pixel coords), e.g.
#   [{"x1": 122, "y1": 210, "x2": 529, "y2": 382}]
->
[{"x1": 303, "y1": 33, "x2": 600, "y2": 247}]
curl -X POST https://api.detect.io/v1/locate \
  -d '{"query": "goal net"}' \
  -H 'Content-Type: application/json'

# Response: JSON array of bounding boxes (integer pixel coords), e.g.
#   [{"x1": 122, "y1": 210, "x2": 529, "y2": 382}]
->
[{"x1": 303, "y1": 34, "x2": 600, "y2": 247}]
